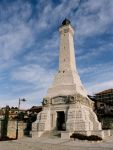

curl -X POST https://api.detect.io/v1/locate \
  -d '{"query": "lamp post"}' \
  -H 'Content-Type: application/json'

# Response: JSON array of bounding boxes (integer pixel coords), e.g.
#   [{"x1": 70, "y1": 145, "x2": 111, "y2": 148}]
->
[{"x1": 16, "y1": 98, "x2": 27, "y2": 139}]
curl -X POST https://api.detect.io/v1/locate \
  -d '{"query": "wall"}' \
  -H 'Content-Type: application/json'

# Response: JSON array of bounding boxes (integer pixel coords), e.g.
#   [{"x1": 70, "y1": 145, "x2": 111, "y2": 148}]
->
[{"x1": 7, "y1": 121, "x2": 26, "y2": 139}]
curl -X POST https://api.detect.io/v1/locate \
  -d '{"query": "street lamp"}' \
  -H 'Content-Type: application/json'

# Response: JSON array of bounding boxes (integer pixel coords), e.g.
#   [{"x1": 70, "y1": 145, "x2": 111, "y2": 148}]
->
[{"x1": 16, "y1": 98, "x2": 27, "y2": 139}]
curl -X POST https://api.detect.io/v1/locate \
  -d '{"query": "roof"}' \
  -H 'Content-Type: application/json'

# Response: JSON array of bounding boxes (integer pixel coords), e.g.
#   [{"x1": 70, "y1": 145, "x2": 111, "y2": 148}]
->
[
  {"x1": 28, "y1": 106, "x2": 42, "y2": 111},
  {"x1": 95, "y1": 89, "x2": 113, "y2": 95}
]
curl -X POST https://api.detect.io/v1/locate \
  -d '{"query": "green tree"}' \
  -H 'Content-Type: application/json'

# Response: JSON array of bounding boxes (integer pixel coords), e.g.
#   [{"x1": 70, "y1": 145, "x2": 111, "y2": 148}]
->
[{"x1": 1, "y1": 106, "x2": 9, "y2": 139}]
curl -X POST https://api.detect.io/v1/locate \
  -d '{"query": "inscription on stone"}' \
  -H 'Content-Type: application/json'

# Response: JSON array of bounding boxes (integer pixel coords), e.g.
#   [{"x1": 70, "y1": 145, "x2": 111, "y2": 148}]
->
[{"x1": 52, "y1": 97, "x2": 66, "y2": 104}]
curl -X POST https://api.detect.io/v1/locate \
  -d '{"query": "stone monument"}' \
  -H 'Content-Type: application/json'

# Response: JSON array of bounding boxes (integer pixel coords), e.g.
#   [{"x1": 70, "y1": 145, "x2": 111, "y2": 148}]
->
[{"x1": 32, "y1": 19, "x2": 109, "y2": 139}]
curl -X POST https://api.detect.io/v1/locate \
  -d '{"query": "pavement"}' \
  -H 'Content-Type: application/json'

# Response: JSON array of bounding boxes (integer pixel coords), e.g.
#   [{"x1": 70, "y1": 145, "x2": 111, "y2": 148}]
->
[{"x1": 0, "y1": 136, "x2": 113, "y2": 150}]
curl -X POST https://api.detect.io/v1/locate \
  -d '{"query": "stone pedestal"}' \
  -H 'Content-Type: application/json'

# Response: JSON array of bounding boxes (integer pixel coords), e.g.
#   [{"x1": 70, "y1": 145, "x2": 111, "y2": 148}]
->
[
  {"x1": 61, "y1": 131, "x2": 72, "y2": 139},
  {"x1": 67, "y1": 102, "x2": 101, "y2": 132},
  {"x1": 32, "y1": 95, "x2": 103, "y2": 138}
]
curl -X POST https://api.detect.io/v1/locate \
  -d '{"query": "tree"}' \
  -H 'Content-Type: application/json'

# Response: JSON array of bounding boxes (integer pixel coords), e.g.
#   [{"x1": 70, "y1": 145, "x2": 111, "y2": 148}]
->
[
  {"x1": 24, "y1": 113, "x2": 37, "y2": 136},
  {"x1": 1, "y1": 106, "x2": 9, "y2": 139}
]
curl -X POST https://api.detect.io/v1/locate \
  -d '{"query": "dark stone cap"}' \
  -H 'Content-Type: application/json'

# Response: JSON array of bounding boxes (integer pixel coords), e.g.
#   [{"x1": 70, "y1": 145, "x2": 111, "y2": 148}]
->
[{"x1": 62, "y1": 18, "x2": 71, "y2": 26}]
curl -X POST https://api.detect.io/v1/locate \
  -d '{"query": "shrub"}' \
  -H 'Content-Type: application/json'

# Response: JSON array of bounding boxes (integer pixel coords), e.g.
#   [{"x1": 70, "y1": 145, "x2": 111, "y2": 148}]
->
[
  {"x1": 70, "y1": 133, "x2": 87, "y2": 140},
  {"x1": 70, "y1": 133, "x2": 102, "y2": 141},
  {"x1": 1, "y1": 106, "x2": 9, "y2": 139},
  {"x1": 87, "y1": 135, "x2": 102, "y2": 141}
]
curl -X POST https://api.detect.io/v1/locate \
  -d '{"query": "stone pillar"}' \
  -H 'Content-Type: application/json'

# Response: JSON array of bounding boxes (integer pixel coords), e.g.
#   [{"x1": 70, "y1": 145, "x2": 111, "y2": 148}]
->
[{"x1": 7, "y1": 121, "x2": 25, "y2": 139}]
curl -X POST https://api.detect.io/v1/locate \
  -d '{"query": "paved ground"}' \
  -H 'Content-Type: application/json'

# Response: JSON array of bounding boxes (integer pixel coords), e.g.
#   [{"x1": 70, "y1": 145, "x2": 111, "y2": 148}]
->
[{"x1": 0, "y1": 136, "x2": 113, "y2": 150}]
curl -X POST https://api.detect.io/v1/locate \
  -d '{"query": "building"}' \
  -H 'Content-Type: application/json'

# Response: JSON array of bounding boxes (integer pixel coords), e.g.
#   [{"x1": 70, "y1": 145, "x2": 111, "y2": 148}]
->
[
  {"x1": 95, "y1": 89, "x2": 113, "y2": 102},
  {"x1": 93, "y1": 89, "x2": 113, "y2": 115},
  {"x1": 0, "y1": 106, "x2": 26, "y2": 120},
  {"x1": 89, "y1": 89, "x2": 113, "y2": 129},
  {"x1": 27, "y1": 106, "x2": 42, "y2": 114},
  {"x1": 32, "y1": 19, "x2": 109, "y2": 139}
]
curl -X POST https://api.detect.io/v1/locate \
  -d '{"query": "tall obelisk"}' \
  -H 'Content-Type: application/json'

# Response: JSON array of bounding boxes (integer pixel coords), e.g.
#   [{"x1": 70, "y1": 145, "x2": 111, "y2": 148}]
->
[
  {"x1": 32, "y1": 19, "x2": 105, "y2": 139},
  {"x1": 45, "y1": 19, "x2": 87, "y2": 98}
]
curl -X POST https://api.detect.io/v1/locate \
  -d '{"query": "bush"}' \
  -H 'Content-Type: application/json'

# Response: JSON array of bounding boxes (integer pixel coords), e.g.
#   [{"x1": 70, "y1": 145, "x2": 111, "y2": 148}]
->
[
  {"x1": 1, "y1": 106, "x2": 9, "y2": 139},
  {"x1": 70, "y1": 133, "x2": 102, "y2": 141},
  {"x1": 70, "y1": 133, "x2": 87, "y2": 140},
  {"x1": 87, "y1": 135, "x2": 102, "y2": 141}
]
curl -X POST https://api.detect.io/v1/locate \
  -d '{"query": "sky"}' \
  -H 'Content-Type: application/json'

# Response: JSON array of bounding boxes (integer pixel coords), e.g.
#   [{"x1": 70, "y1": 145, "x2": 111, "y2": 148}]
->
[{"x1": 0, "y1": 0, "x2": 113, "y2": 108}]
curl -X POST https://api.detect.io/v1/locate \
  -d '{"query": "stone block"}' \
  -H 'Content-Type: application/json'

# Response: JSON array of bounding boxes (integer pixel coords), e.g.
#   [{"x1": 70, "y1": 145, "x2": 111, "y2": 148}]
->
[
  {"x1": 32, "y1": 131, "x2": 43, "y2": 137},
  {"x1": 103, "y1": 130, "x2": 110, "y2": 137},
  {"x1": 61, "y1": 131, "x2": 72, "y2": 139},
  {"x1": 110, "y1": 129, "x2": 113, "y2": 136},
  {"x1": 7, "y1": 121, "x2": 25, "y2": 139},
  {"x1": 91, "y1": 130, "x2": 104, "y2": 139},
  {"x1": 74, "y1": 131, "x2": 91, "y2": 136}
]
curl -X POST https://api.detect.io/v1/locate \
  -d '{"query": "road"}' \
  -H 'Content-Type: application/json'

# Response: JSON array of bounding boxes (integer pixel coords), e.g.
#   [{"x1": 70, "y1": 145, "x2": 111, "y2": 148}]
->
[{"x1": 0, "y1": 136, "x2": 113, "y2": 150}]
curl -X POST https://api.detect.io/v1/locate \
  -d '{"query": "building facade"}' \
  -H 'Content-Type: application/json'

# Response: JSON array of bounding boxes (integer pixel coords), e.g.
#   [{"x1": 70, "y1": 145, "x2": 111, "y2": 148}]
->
[
  {"x1": 94, "y1": 89, "x2": 113, "y2": 115},
  {"x1": 89, "y1": 89, "x2": 113, "y2": 129}
]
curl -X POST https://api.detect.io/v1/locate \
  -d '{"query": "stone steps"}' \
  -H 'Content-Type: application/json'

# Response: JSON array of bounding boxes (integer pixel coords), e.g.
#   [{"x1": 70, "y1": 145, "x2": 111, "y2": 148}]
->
[{"x1": 41, "y1": 130, "x2": 61, "y2": 138}]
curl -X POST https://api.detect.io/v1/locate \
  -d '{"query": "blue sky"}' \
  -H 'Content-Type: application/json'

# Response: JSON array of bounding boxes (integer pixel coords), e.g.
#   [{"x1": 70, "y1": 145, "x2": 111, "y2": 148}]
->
[{"x1": 0, "y1": 0, "x2": 113, "y2": 108}]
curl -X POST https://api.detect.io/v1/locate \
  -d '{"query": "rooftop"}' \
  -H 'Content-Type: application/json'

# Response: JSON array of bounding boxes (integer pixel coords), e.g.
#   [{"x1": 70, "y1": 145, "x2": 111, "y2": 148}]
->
[{"x1": 95, "y1": 89, "x2": 113, "y2": 95}]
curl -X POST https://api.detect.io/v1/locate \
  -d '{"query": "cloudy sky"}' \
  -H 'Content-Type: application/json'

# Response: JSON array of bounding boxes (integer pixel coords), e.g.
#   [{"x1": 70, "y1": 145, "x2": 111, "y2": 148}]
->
[{"x1": 0, "y1": 0, "x2": 113, "y2": 108}]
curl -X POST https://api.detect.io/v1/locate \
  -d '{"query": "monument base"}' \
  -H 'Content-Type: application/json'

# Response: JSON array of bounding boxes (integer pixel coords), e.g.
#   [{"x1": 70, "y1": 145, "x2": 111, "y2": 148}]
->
[
  {"x1": 32, "y1": 95, "x2": 108, "y2": 139},
  {"x1": 61, "y1": 130, "x2": 111, "y2": 139}
]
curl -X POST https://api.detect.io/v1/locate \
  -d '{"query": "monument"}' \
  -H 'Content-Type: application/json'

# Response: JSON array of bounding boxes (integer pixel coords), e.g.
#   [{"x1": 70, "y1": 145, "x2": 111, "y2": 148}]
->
[{"x1": 32, "y1": 19, "x2": 109, "y2": 139}]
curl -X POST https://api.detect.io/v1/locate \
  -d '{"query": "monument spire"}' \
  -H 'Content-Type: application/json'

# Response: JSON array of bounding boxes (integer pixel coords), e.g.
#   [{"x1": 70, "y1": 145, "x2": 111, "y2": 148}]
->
[
  {"x1": 45, "y1": 18, "x2": 87, "y2": 98},
  {"x1": 59, "y1": 18, "x2": 76, "y2": 73}
]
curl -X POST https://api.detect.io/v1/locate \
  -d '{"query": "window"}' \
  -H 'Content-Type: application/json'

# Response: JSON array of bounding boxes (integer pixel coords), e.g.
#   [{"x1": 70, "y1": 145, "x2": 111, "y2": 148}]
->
[{"x1": 100, "y1": 103, "x2": 104, "y2": 107}]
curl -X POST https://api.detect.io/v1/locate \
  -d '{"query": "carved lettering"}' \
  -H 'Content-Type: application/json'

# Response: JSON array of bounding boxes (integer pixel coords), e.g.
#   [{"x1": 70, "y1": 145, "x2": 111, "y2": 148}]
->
[{"x1": 52, "y1": 96, "x2": 67, "y2": 104}]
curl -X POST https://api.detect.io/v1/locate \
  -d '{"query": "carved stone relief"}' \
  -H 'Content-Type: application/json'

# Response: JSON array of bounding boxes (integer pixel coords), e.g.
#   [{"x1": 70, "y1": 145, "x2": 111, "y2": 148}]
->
[{"x1": 42, "y1": 93, "x2": 93, "y2": 108}]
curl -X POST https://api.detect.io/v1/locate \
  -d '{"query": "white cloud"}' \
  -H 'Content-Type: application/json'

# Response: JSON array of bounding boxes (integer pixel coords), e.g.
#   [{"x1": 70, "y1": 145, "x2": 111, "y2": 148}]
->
[
  {"x1": 74, "y1": 0, "x2": 113, "y2": 38},
  {"x1": 34, "y1": 0, "x2": 80, "y2": 30},
  {"x1": 24, "y1": 31, "x2": 59, "y2": 68},
  {"x1": 86, "y1": 80, "x2": 113, "y2": 95},
  {"x1": 5, "y1": 63, "x2": 55, "y2": 108},
  {"x1": 81, "y1": 62, "x2": 113, "y2": 94},
  {"x1": 11, "y1": 64, "x2": 55, "y2": 102},
  {"x1": 0, "y1": 0, "x2": 35, "y2": 70},
  {"x1": 77, "y1": 42, "x2": 113, "y2": 61},
  {"x1": 12, "y1": 64, "x2": 55, "y2": 87},
  {"x1": 0, "y1": 24, "x2": 33, "y2": 60},
  {"x1": 0, "y1": 63, "x2": 55, "y2": 108}
]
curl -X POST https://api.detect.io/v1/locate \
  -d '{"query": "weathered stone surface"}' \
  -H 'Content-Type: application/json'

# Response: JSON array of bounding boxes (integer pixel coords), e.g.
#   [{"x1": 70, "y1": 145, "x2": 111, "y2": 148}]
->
[
  {"x1": 7, "y1": 121, "x2": 25, "y2": 139},
  {"x1": 43, "y1": 93, "x2": 93, "y2": 109}
]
